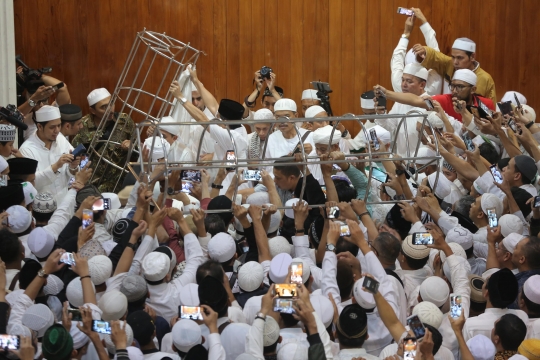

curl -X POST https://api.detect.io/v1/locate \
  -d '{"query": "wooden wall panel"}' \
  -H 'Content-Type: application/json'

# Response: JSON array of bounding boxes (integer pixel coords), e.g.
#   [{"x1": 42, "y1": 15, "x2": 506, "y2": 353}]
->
[{"x1": 13, "y1": 0, "x2": 540, "y2": 137}]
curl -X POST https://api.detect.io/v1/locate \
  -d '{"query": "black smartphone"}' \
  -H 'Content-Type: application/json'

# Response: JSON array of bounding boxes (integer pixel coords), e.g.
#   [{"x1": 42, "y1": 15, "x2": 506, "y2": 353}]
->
[
  {"x1": 274, "y1": 284, "x2": 297, "y2": 298},
  {"x1": 534, "y1": 196, "x2": 540, "y2": 208},
  {"x1": 362, "y1": 276, "x2": 380, "y2": 294},
  {"x1": 508, "y1": 119, "x2": 517, "y2": 133},
  {"x1": 489, "y1": 164, "x2": 503, "y2": 184},
  {"x1": 179, "y1": 305, "x2": 203, "y2": 320},
  {"x1": 72, "y1": 144, "x2": 87, "y2": 158},
  {"x1": 498, "y1": 101, "x2": 513, "y2": 116},
  {"x1": 424, "y1": 99, "x2": 434, "y2": 110},
  {"x1": 397, "y1": 7, "x2": 414, "y2": 15},
  {"x1": 370, "y1": 129, "x2": 380, "y2": 150},
  {"x1": 51, "y1": 82, "x2": 65, "y2": 91},
  {"x1": 514, "y1": 92, "x2": 521, "y2": 108},
  {"x1": 376, "y1": 96, "x2": 387, "y2": 108},
  {"x1": 225, "y1": 150, "x2": 236, "y2": 171},
  {"x1": 328, "y1": 206, "x2": 340, "y2": 219},
  {"x1": 68, "y1": 308, "x2": 82, "y2": 321},
  {"x1": 407, "y1": 314, "x2": 426, "y2": 339},
  {"x1": 0, "y1": 335, "x2": 20, "y2": 350},
  {"x1": 477, "y1": 98, "x2": 492, "y2": 119},
  {"x1": 311, "y1": 81, "x2": 332, "y2": 93},
  {"x1": 412, "y1": 232, "x2": 434, "y2": 245}
]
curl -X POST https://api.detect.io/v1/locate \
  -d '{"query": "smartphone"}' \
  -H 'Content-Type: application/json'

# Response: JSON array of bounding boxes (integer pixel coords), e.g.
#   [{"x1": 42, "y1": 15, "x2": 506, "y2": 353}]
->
[
  {"x1": 407, "y1": 314, "x2": 426, "y2": 339},
  {"x1": 514, "y1": 92, "x2": 522, "y2": 108},
  {"x1": 469, "y1": 106, "x2": 481, "y2": 119},
  {"x1": 181, "y1": 170, "x2": 201, "y2": 183},
  {"x1": 321, "y1": 185, "x2": 327, "y2": 198},
  {"x1": 243, "y1": 169, "x2": 262, "y2": 181},
  {"x1": 463, "y1": 133, "x2": 475, "y2": 151},
  {"x1": 68, "y1": 308, "x2": 82, "y2": 321},
  {"x1": 370, "y1": 167, "x2": 388, "y2": 183},
  {"x1": 0, "y1": 335, "x2": 20, "y2": 350},
  {"x1": 369, "y1": 129, "x2": 380, "y2": 151},
  {"x1": 376, "y1": 96, "x2": 387, "y2": 108},
  {"x1": 328, "y1": 206, "x2": 340, "y2": 219},
  {"x1": 534, "y1": 196, "x2": 540, "y2": 208},
  {"x1": 412, "y1": 232, "x2": 434, "y2": 245},
  {"x1": 489, "y1": 164, "x2": 503, "y2": 184},
  {"x1": 60, "y1": 252, "x2": 76, "y2": 266},
  {"x1": 333, "y1": 164, "x2": 342, "y2": 171},
  {"x1": 79, "y1": 154, "x2": 89, "y2": 169},
  {"x1": 82, "y1": 209, "x2": 93, "y2": 229},
  {"x1": 478, "y1": 100, "x2": 492, "y2": 118},
  {"x1": 508, "y1": 119, "x2": 517, "y2": 133},
  {"x1": 498, "y1": 101, "x2": 513, "y2": 116},
  {"x1": 450, "y1": 294, "x2": 462, "y2": 318},
  {"x1": 71, "y1": 143, "x2": 87, "y2": 158},
  {"x1": 403, "y1": 337, "x2": 418, "y2": 360},
  {"x1": 92, "y1": 320, "x2": 112, "y2": 334},
  {"x1": 0, "y1": 175, "x2": 7, "y2": 187},
  {"x1": 181, "y1": 181, "x2": 193, "y2": 193},
  {"x1": 397, "y1": 7, "x2": 414, "y2": 16},
  {"x1": 51, "y1": 82, "x2": 65, "y2": 91},
  {"x1": 362, "y1": 276, "x2": 380, "y2": 294},
  {"x1": 226, "y1": 150, "x2": 236, "y2": 171},
  {"x1": 487, "y1": 208, "x2": 498, "y2": 228},
  {"x1": 455, "y1": 100, "x2": 463, "y2": 111},
  {"x1": 180, "y1": 305, "x2": 203, "y2": 320},
  {"x1": 273, "y1": 298, "x2": 296, "y2": 314},
  {"x1": 92, "y1": 198, "x2": 111, "y2": 211},
  {"x1": 422, "y1": 129, "x2": 433, "y2": 144},
  {"x1": 290, "y1": 262, "x2": 303, "y2": 285},
  {"x1": 274, "y1": 284, "x2": 297, "y2": 298},
  {"x1": 424, "y1": 99, "x2": 434, "y2": 110}
]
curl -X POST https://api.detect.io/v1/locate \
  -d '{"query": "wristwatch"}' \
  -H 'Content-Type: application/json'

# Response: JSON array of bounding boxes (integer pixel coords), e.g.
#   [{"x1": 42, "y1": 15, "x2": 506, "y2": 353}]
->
[
  {"x1": 38, "y1": 269, "x2": 49, "y2": 279},
  {"x1": 326, "y1": 244, "x2": 336, "y2": 253},
  {"x1": 341, "y1": 129, "x2": 349, "y2": 138},
  {"x1": 28, "y1": 99, "x2": 36, "y2": 108},
  {"x1": 126, "y1": 243, "x2": 139, "y2": 251},
  {"x1": 295, "y1": 228, "x2": 305, "y2": 234},
  {"x1": 526, "y1": 121, "x2": 535, "y2": 129},
  {"x1": 178, "y1": 97, "x2": 188, "y2": 105},
  {"x1": 401, "y1": 34, "x2": 409, "y2": 39},
  {"x1": 211, "y1": 183, "x2": 224, "y2": 189},
  {"x1": 167, "y1": 187, "x2": 178, "y2": 195},
  {"x1": 255, "y1": 312, "x2": 266, "y2": 321}
]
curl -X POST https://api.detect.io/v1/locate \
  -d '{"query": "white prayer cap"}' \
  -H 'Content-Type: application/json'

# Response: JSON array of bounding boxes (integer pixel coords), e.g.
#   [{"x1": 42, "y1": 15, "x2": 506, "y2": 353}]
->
[
  {"x1": 172, "y1": 319, "x2": 202, "y2": 352},
  {"x1": 101, "y1": 192, "x2": 121, "y2": 210},
  {"x1": 412, "y1": 301, "x2": 444, "y2": 329},
  {"x1": 143, "y1": 136, "x2": 170, "y2": 162},
  {"x1": 446, "y1": 226, "x2": 473, "y2": 250},
  {"x1": 402, "y1": 235, "x2": 431, "y2": 259},
  {"x1": 254, "y1": 108, "x2": 274, "y2": 121},
  {"x1": 353, "y1": 278, "x2": 376, "y2": 310},
  {"x1": 466, "y1": 335, "x2": 497, "y2": 360},
  {"x1": 426, "y1": 111, "x2": 444, "y2": 129},
  {"x1": 104, "y1": 322, "x2": 133, "y2": 354},
  {"x1": 502, "y1": 233, "x2": 525, "y2": 254},
  {"x1": 243, "y1": 295, "x2": 262, "y2": 325},
  {"x1": 277, "y1": 343, "x2": 309, "y2": 360},
  {"x1": 405, "y1": 48, "x2": 418, "y2": 65},
  {"x1": 179, "y1": 283, "x2": 199, "y2": 306},
  {"x1": 21, "y1": 181, "x2": 37, "y2": 206},
  {"x1": 238, "y1": 261, "x2": 264, "y2": 292},
  {"x1": 35, "y1": 105, "x2": 61, "y2": 123},
  {"x1": 453, "y1": 69, "x2": 477, "y2": 86},
  {"x1": 274, "y1": 98, "x2": 297, "y2": 112},
  {"x1": 33, "y1": 192, "x2": 57, "y2": 214},
  {"x1": 0, "y1": 156, "x2": 7, "y2": 173},
  {"x1": 404, "y1": 63, "x2": 429, "y2": 81},
  {"x1": 524, "y1": 275, "x2": 540, "y2": 305},
  {"x1": 6, "y1": 205, "x2": 32, "y2": 234},
  {"x1": 142, "y1": 252, "x2": 170, "y2": 281},
  {"x1": 284, "y1": 198, "x2": 302, "y2": 219},
  {"x1": 415, "y1": 146, "x2": 437, "y2": 165},
  {"x1": 312, "y1": 125, "x2": 341, "y2": 145},
  {"x1": 70, "y1": 322, "x2": 90, "y2": 349},
  {"x1": 268, "y1": 211, "x2": 281, "y2": 234},
  {"x1": 208, "y1": 232, "x2": 237, "y2": 262},
  {"x1": 87, "y1": 88, "x2": 111, "y2": 106},
  {"x1": 499, "y1": 214, "x2": 524, "y2": 237},
  {"x1": 43, "y1": 274, "x2": 64, "y2": 296},
  {"x1": 427, "y1": 172, "x2": 452, "y2": 200},
  {"x1": 158, "y1": 115, "x2": 180, "y2": 136},
  {"x1": 480, "y1": 193, "x2": 503, "y2": 218},
  {"x1": 360, "y1": 90, "x2": 376, "y2": 109},
  {"x1": 522, "y1": 104, "x2": 536, "y2": 122},
  {"x1": 301, "y1": 89, "x2": 319, "y2": 101},
  {"x1": 269, "y1": 236, "x2": 292, "y2": 258},
  {"x1": 120, "y1": 275, "x2": 148, "y2": 302},
  {"x1": 304, "y1": 105, "x2": 326, "y2": 119},
  {"x1": 89, "y1": 255, "x2": 113, "y2": 285},
  {"x1": 0, "y1": 124, "x2": 16, "y2": 143},
  {"x1": 419, "y1": 277, "x2": 449, "y2": 307},
  {"x1": 269, "y1": 253, "x2": 292, "y2": 283},
  {"x1": 502, "y1": 91, "x2": 527, "y2": 105},
  {"x1": 67, "y1": 277, "x2": 95, "y2": 307},
  {"x1": 348, "y1": 134, "x2": 367, "y2": 152},
  {"x1": 310, "y1": 294, "x2": 333, "y2": 328},
  {"x1": 99, "y1": 290, "x2": 128, "y2": 321},
  {"x1": 28, "y1": 227, "x2": 54, "y2": 258},
  {"x1": 22, "y1": 304, "x2": 55, "y2": 337},
  {"x1": 360, "y1": 124, "x2": 391, "y2": 145},
  {"x1": 7, "y1": 323, "x2": 32, "y2": 338},
  {"x1": 291, "y1": 257, "x2": 311, "y2": 283},
  {"x1": 263, "y1": 316, "x2": 281, "y2": 346},
  {"x1": 452, "y1": 37, "x2": 476, "y2": 53},
  {"x1": 440, "y1": 242, "x2": 467, "y2": 263}
]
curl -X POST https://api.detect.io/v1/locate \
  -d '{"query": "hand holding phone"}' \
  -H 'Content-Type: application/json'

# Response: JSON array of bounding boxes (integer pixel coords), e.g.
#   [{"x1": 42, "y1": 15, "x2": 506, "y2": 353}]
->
[
  {"x1": 0, "y1": 335, "x2": 20, "y2": 350},
  {"x1": 450, "y1": 294, "x2": 462, "y2": 318},
  {"x1": 489, "y1": 165, "x2": 503, "y2": 184},
  {"x1": 362, "y1": 276, "x2": 380, "y2": 294},
  {"x1": 487, "y1": 208, "x2": 498, "y2": 228},
  {"x1": 180, "y1": 305, "x2": 203, "y2": 320},
  {"x1": 290, "y1": 262, "x2": 303, "y2": 285},
  {"x1": 369, "y1": 129, "x2": 380, "y2": 151},
  {"x1": 60, "y1": 252, "x2": 76, "y2": 266},
  {"x1": 407, "y1": 314, "x2": 426, "y2": 339},
  {"x1": 82, "y1": 209, "x2": 93, "y2": 229},
  {"x1": 328, "y1": 206, "x2": 340, "y2": 219},
  {"x1": 397, "y1": 7, "x2": 414, "y2": 16},
  {"x1": 412, "y1": 232, "x2": 434, "y2": 245},
  {"x1": 92, "y1": 320, "x2": 112, "y2": 334}
]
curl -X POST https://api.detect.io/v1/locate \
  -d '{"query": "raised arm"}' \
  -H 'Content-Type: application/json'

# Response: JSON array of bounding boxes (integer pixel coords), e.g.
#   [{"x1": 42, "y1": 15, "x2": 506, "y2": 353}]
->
[
  {"x1": 170, "y1": 80, "x2": 211, "y2": 125},
  {"x1": 189, "y1": 66, "x2": 219, "y2": 116},
  {"x1": 374, "y1": 85, "x2": 429, "y2": 110},
  {"x1": 248, "y1": 205, "x2": 272, "y2": 263}
]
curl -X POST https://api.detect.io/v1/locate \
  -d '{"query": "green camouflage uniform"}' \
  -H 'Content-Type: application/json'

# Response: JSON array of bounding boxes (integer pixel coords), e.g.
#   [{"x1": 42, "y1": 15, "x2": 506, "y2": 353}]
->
[{"x1": 72, "y1": 113, "x2": 135, "y2": 192}]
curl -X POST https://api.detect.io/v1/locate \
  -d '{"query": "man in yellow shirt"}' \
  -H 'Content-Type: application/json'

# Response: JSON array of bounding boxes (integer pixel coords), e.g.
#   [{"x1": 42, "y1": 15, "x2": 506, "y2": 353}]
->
[{"x1": 412, "y1": 37, "x2": 496, "y2": 103}]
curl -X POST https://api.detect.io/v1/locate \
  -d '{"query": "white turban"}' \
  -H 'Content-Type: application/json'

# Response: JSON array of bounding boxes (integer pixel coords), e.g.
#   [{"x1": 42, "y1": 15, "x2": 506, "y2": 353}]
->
[
  {"x1": 452, "y1": 38, "x2": 476, "y2": 52},
  {"x1": 304, "y1": 105, "x2": 326, "y2": 118},
  {"x1": 404, "y1": 63, "x2": 428, "y2": 81},
  {"x1": 35, "y1": 105, "x2": 61, "y2": 123},
  {"x1": 143, "y1": 136, "x2": 170, "y2": 162},
  {"x1": 274, "y1": 98, "x2": 297, "y2": 112},
  {"x1": 427, "y1": 172, "x2": 452, "y2": 199},
  {"x1": 415, "y1": 146, "x2": 437, "y2": 165},
  {"x1": 312, "y1": 125, "x2": 341, "y2": 145},
  {"x1": 253, "y1": 108, "x2": 274, "y2": 120},
  {"x1": 158, "y1": 116, "x2": 180, "y2": 136},
  {"x1": 453, "y1": 69, "x2": 477, "y2": 86},
  {"x1": 301, "y1": 89, "x2": 319, "y2": 101}
]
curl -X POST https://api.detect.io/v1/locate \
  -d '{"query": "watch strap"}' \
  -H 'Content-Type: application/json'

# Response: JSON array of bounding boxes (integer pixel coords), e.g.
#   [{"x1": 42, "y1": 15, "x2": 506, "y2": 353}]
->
[
  {"x1": 526, "y1": 121, "x2": 535, "y2": 129},
  {"x1": 211, "y1": 183, "x2": 224, "y2": 189},
  {"x1": 295, "y1": 228, "x2": 305, "y2": 234}
]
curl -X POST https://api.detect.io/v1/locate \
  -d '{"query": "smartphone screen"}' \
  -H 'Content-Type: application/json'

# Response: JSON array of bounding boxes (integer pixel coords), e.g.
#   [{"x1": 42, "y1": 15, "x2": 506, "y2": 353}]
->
[
  {"x1": 0, "y1": 174, "x2": 8, "y2": 186},
  {"x1": 92, "y1": 320, "x2": 112, "y2": 334},
  {"x1": 463, "y1": 133, "x2": 475, "y2": 151},
  {"x1": 397, "y1": 7, "x2": 414, "y2": 15},
  {"x1": 487, "y1": 209, "x2": 498, "y2": 228},
  {"x1": 0, "y1": 335, "x2": 20, "y2": 350},
  {"x1": 412, "y1": 232, "x2": 434, "y2": 245},
  {"x1": 290, "y1": 262, "x2": 303, "y2": 285},
  {"x1": 243, "y1": 169, "x2": 262, "y2": 181},
  {"x1": 508, "y1": 119, "x2": 517, "y2": 133},
  {"x1": 370, "y1": 129, "x2": 380, "y2": 150},
  {"x1": 274, "y1": 284, "x2": 297, "y2": 298},
  {"x1": 534, "y1": 196, "x2": 540, "y2": 209},
  {"x1": 407, "y1": 315, "x2": 426, "y2": 339},
  {"x1": 180, "y1": 306, "x2": 203, "y2": 320},
  {"x1": 273, "y1": 298, "x2": 296, "y2": 314},
  {"x1": 226, "y1": 150, "x2": 236, "y2": 170},
  {"x1": 82, "y1": 209, "x2": 93, "y2": 229},
  {"x1": 92, "y1": 198, "x2": 110, "y2": 211},
  {"x1": 362, "y1": 276, "x2": 380, "y2": 294},
  {"x1": 450, "y1": 294, "x2": 462, "y2": 318},
  {"x1": 328, "y1": 206, "x2": 340, "y2": 219},
  {"x1": 477, "y1": 99, "x2": 492, "y2": 118},
  {"x1": 403, "y1": 337, "x2": 418, "y2": 360},
  {"x1": 68, "y1": 308, "x2": 82, "y2": 321},
  {"x1": 60, "y1": 252, "x2": 76, "y2": 266},
  {"x1": 490, "y1": 165, "x2": 503, "y2": 184},
  {"x1": 181, "y1": 170, "x2": 201, "y2": 183},
  {"x1": 371, "y1": 168, "x2": 388, "y2": 183},
  {"x1": 79, "y1": 154, "x2": 89, "y2": 169},
  {"x1": 181, "y1": 181, "x2": 193, "y2": 193}
]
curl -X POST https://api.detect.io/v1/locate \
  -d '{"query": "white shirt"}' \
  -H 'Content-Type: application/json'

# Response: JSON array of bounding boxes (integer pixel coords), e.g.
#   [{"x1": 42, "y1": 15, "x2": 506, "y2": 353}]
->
[
  {"x1": 264, "y1": 127, "x2": 313, "y2": 173},
  {"x1": 462, "y1": 308, "x2": 529, "y2": 342},
  {"x1": 19, "y1": 132, "x2": 74, "y2": 203},
  {"x1": 336, "y1": 348, "x2": 380, "y2": 360},
  {"x1": 292, "y1": 235, "x2": 322, "y2": 291},
  {"x1": 395, "y1": 266, "x2": 433, "y2": 301},
  {"x1": 379, "y1": 343, "x2": 455, "y2": 360},
  {"x1": 528, "y1": 318, "x2": 540, "y2": 339}
]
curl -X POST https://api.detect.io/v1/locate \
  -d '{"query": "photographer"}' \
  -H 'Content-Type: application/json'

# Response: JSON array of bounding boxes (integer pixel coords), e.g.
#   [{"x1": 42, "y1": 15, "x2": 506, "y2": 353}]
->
[{"x1": 242, "y1": 67, "x2": 283, "y2": 117}]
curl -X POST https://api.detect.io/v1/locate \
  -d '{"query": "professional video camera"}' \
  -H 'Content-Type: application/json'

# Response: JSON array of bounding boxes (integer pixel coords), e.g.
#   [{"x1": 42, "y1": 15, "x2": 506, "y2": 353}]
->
[
  {"x1": 0, "y1": 104, "x2": 28, "y2": 130},
  {"x1": 311, "y1": 81, "x2": 333, "y2": 116},
  {"x1": 15, "y1": 55, "x2": 52, "y2": 104}
]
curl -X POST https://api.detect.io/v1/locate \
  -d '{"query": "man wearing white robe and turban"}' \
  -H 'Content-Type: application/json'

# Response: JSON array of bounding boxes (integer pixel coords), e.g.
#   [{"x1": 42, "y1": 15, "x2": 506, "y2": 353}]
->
[{"x1": 308, "y1": 125, "x2": 346, "y2": 184}]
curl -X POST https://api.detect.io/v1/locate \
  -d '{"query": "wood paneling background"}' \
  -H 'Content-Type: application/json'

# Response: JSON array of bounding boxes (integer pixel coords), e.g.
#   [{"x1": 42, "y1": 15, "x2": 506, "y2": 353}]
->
[{"x1": 13, "y1": 0, "x2": 540, "y2": 135}]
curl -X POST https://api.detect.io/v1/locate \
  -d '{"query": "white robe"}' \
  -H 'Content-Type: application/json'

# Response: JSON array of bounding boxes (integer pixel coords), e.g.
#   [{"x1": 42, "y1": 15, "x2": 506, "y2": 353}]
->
[{"x1": 264, "y1": 127, "x2": 314, "y2": 174}]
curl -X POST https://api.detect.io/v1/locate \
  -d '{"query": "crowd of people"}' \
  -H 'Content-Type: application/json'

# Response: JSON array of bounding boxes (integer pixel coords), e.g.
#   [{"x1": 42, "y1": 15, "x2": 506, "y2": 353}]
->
[{"x1": 1, "y1": 7, "x2": 540, "y2": 360}]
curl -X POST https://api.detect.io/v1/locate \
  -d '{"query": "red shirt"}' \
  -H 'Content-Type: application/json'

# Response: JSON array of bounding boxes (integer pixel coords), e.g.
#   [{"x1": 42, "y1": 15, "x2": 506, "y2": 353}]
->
[{"x1": 432, "y1": 94, "x2": 495, "y2": 122}]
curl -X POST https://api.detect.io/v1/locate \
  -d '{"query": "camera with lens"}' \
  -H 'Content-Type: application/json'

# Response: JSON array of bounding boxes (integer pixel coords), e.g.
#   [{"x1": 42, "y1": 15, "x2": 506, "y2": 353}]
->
[
  {"x1": 15, "y1": 55, "x2": 52, "y2": 97},
  {"x1": 0, "y1": 104, "x2": 27, "y2": 130},
  {"x1": 260, "y1": 66, "x2": 273, "y2": 80}
]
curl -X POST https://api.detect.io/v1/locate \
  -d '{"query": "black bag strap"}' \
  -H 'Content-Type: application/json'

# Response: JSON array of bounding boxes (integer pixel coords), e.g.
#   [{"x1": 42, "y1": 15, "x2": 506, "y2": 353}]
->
[
  {"x1": 9, "y1": 272, "x2": 20, "y2": 292},
  {"x1": 218, "y1": 321, "x2": 232, "y2": 334},
  {"x1": 228, "y1": 272, "x2": 238, "y2": 290},
  {"x1": 385, "y1": 268, "x2": 404, "y2": 288}
]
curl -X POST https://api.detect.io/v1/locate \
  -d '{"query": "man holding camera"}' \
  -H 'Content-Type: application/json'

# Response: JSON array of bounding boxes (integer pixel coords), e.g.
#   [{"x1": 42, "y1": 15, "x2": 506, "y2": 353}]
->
[{"x1": 242, "y1": 67, "x2": 283, "y2": 117}]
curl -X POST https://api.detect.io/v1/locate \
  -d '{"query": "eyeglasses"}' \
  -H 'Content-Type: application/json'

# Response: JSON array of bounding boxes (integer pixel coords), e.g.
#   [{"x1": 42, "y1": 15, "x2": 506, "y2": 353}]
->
[{"x1": 449, "y1": 84, "x2": 472, "y2": 92}]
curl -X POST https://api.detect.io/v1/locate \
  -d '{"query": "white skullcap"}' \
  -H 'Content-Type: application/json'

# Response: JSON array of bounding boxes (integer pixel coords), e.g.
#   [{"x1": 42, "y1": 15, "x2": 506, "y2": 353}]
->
[
  {"x1": 524, "y1": 275, "x2": 540, "y2": 305},
  {"x1": 158, "y1": 115, "x2": 180, "y2": 136},
  {"x1": 427, "y1": 172, "x2": 452, "y2": 200},
  {"x1": 179, "y1": 283, "x2": 199, "y2": 306},
  {"x1": 70, "y1": 322, "x2": 90, "y2": 349},
  {"x1": 415, "y1": 146, "x2": 437, "y2": 165},
  {"x1": 466, "y1": 335, "x2": 497, "y2": 360},
  {"x1": 254, "y1": 108, "x2": 274, "y2": 121},
  {"x1": 503, "y1": 233, "x2": 525, "y2": 254},
  {"x1": 274, "y1": 98, "x2": 297, "y2": 112},
  {"x1": 304, "y1": 105, "x2": 326, "y2": 119},
  {"x1": 291, "y1": 257, "x2": 311, "y2": 284},
  {"x1": 35, "y1": 105, "x2": 61, "y2": 123},
  {"x1": 440, "y1": 242, "x2": 467, "y2": 263},
  {"x1": 502, "y1": 91, "x2": 527, "y2": 106},
  {"x1": 246, "y1": 192, "x2": 270, "y2": 206},
  {"x1": 22, "y1": 304, "x2": 55, "y2": 337},
  {"x1": 33, "y1": 192, "x2": 57, "y2": 214},
  {"x1": 0, "y1": 124, "x2": 16, "y2": 143},
  {"x1": 101, "y1": 192, "x2": 121, "y2": 210},
  {"x1": 263, "y1": 316, "x2": 281, "y2": 346},
  {"x1": 87, "y1": 88, "x2": 111, "y2": 106},
  {"x1": 301, "y1": 89, "x2": 319, "y2": 101},
  {"x1": 453, "y1": 69, "x2": 477, "y2": 86},
  {"x1": 172, "y1": 320, "x2": 202, "y2": 353},
  {"x1": 207, "y1": 232, "x2": 237, "y2": 263},
  {"x1": 268, "y1": 211, "x2": 282, "y2": 234},
  {"x1": 452, "y1": 38, "x2": 476, "y2": 52},
  {"x1": 353, "y1": 278, "x2": 376, "y2": 310},
  {"x1": 522, "y1": 105, "x2": 537, "y2": 122},
  {"x1": 7, "y1": 323, "x2": 32, "y2": 338},
  {"x1": 99, "y1": 290, "x2": 128, "y2": 321},
  {"x1": 43, "y1": 275, "x2": 64, "y2": 296},
  {"x1": 310, "y1": 294, "x2": 333, "y2": 328},
  {"x1": 404, "y1": 63, "x2": 429, "y2": 81},
  {"x1": 67, "y1": 277, "x2": 95, "y2": 307},
  {"x1": 402, "y1": 235, "x2": 431, "y2": 260},
  {"x1": 284, "y1": 198, "x2": 301, "y2": 219},
  {"x1": 104, "y1": 322, "x2": 133, "y2": 354},
  {"x1": 21, "y1": 181, "x2": 37, "y2": 206},
  {"x1": 142, "y1": 252, "x2": 170, "y2": 281},
  {"x1": 426, "y1": 111, "x2": 444, "y2": 129},
  {"x1": 412, "y1": 301, "x2": 444, "y2": 329},
  {"x1": 6, "y1": 205, "x2": 32, "y2": 234},
  {"x1": 0, "y1": 156, "x2": 7, "y2": 173},
  {"x1": 312, "y1": 125, "x2": 341, "y2": 145},
  {"x1": 269, "y1": 236, "x2": 292, "y2": 258},
  {"x1": 480, "y1": 193, "x2": 504, "y2": 218},
  {"x1": 28, "y1": 227, "x2": 55, "y2": 258},
  {"x1": 238, "y1": 261, "x2": 264, "y2": 292},
  {"x1": 89, "y1": 255, "x2": 113, "y2": 285},
  {"x1": 499, "y1": 214, "x2": 524, "y2": 237},
  {"x1": 120, "y1": 275, "x2": 147, "y2": 302},
  {"x1": 143, "y1": 136, "x2": 170, "y2": 162},
  {"x1": 361, "y1": 124, "x2": 391, "y2": 145},
  {"x1": 446, "y1": 226, "x2": 473, "y2": 250},
  {"x1": 277, "y1": 342, "x2": 309, "y2": 360},
  {"x1": 405, "y1": 48, "x2": 418, "y2": 65},
  {"x1": 269, "y1": 253, "x2": 292, "y2": 283},
  {"x1": 419, "y1": 277, "x2": 449, "y2": 307}
]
